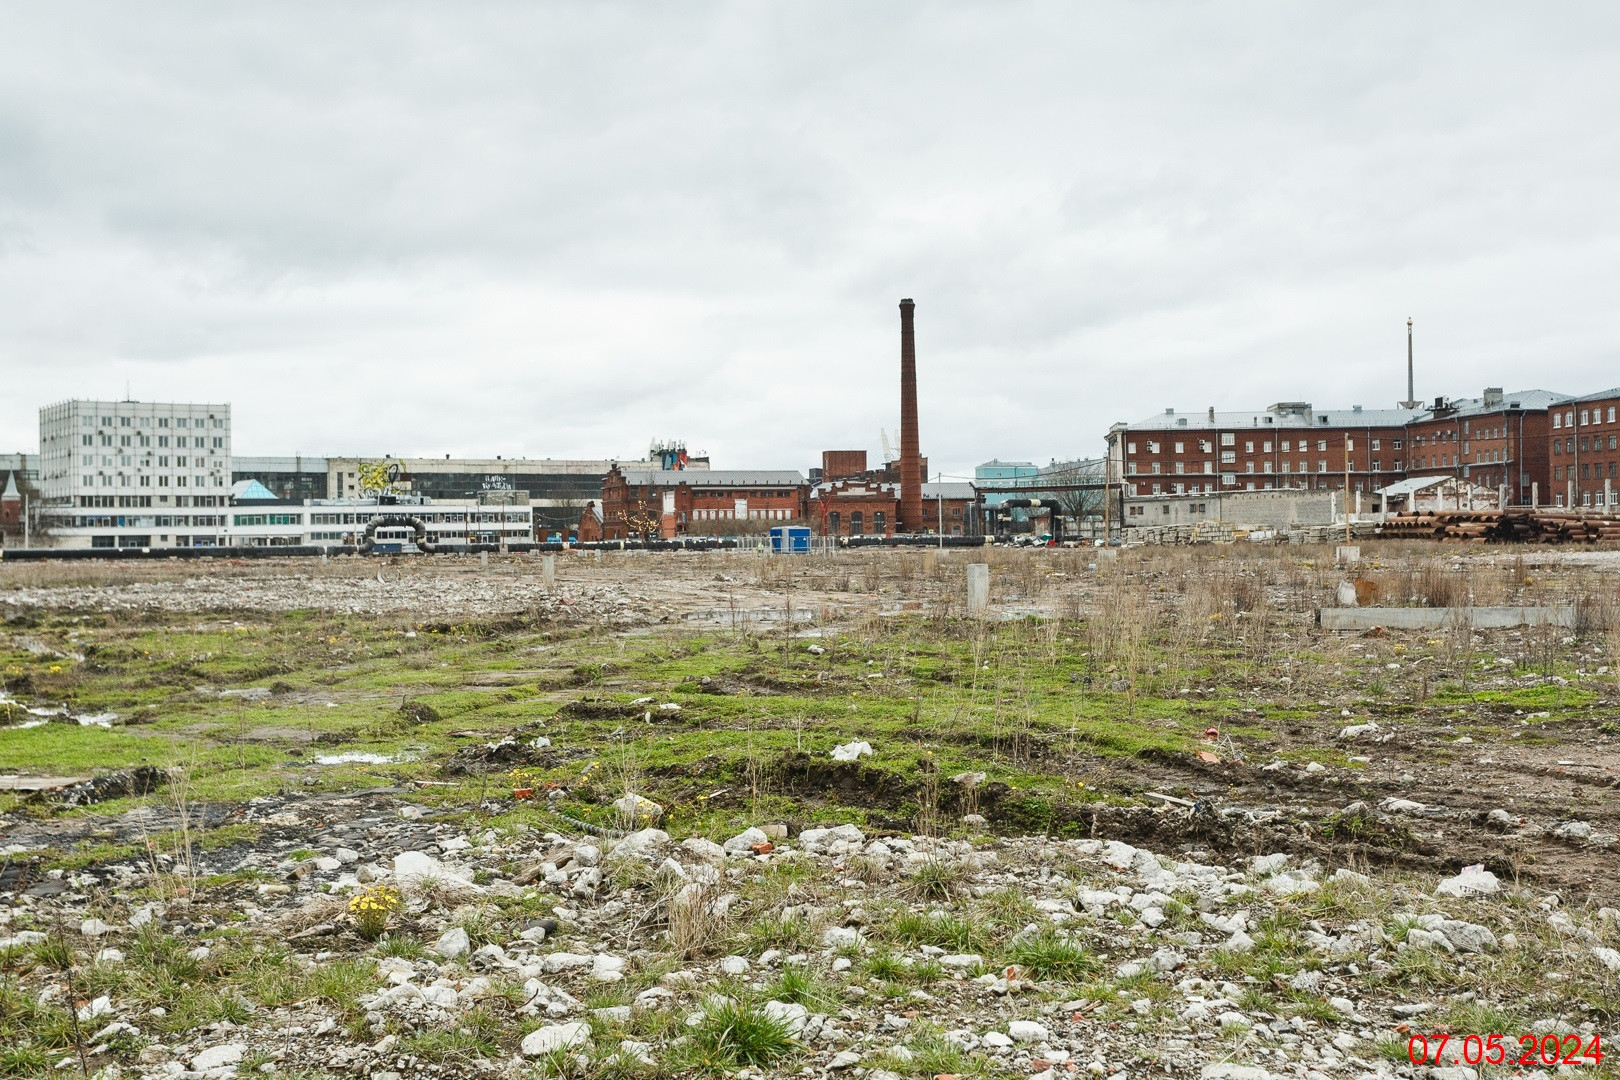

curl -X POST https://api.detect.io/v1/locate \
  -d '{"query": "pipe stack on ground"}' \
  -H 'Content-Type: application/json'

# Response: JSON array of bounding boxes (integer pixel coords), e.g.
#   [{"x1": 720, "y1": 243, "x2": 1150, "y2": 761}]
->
[{"x1": 1376, "y1": 510, "x2": 1620, "y2": 542}]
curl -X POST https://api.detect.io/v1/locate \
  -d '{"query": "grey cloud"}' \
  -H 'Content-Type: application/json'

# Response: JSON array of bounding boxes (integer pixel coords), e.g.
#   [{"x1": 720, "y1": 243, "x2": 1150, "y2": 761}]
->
[{"x1": 3, "y1": 3, "x2": 1620, "y2": 475}]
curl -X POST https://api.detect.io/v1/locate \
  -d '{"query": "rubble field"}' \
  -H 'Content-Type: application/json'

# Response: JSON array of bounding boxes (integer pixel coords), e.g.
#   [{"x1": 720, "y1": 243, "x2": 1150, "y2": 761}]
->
[{"x1": 1, "y1": 544, "x2": 1618, "y2": 1080}]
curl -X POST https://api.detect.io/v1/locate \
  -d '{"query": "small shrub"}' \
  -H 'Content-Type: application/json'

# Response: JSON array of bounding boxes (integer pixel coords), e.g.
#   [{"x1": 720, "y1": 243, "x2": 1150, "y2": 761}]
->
[
  {"x1": 1007, "y1": 927, "x2": 1096, "y2": 981},
  {"x1": 887, "y1": 911, "x2": 982, "y2": 952},
  {"x1": 765, "y1": 966, "x2": 838, "y2": 1011},
  {"x1": 348, "y1": 884, "x2": 402, "y2": 941},
  {"x1": 685, "y1": 999, "x2": 798, "y2": 1069},
  {"x1": 744, "y1": 913, "x2": 813, "y2": 955},
  {"x1": 668, "y1": 884, "x2": 730, "y2": 958},
  {"x1": 904, "y1": 860, "x2": 970, "y2": 901}
]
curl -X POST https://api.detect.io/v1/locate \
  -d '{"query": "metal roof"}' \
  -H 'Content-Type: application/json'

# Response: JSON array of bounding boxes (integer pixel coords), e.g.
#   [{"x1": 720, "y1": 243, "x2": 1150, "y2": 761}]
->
[
  {"x1": 1433, "y1": 389, "x2": 1569, "y2": 419},
  {"x1": 1376, "y1": 476, "x2": 1453, "y2": 497},
  {"x1": 1559, "y1": 386, "x2": 1620, "y2": 405},
  {"x1": 619, "y1": 469, "x2": 804, "y2": 487},
  {"x1": 1123, "y1": 406, "x2": 1422, "y2": 432},
  {"x1": 1377, "y1": 475, "x2": 1492, "y2": 497}
]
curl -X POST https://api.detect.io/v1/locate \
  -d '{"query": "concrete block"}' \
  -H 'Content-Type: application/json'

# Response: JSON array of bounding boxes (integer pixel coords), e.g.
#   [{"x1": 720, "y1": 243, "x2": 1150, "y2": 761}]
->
[
  {"x1": 966, "y1": 563, "x2": 990, "y2": 616},
  {"x1": 1318, "y1": 605, "x2": 1576, "y2": 631},
  {"x1": 1335, "y1": 545, "x2": 1360, "y2": 565}
]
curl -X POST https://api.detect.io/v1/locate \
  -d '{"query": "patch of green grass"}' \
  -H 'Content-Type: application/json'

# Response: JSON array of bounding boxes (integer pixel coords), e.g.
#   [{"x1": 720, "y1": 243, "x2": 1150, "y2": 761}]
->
[
  {"x1": 742, "y1": 914, "x2": 814, "y2": 955},
  {"x1": 886, "y1": 911, "x2": 983, "y2": 953},
  {"x1": 1006, "y1": 926, "x2": 1096, "y2": 981},
  {"x1": 904, "y1": 859, "x2": 971, "y2": 901},
  {"x1": 375, "y1": 934, "x2": 427, "y2": 959},
  {"x1": 678, "y1": 999, "x2": 799, "y2": 1071},
  {"x1": 763, "y1": 965, "x2": 839, "y2": 1011},
  {"x1": 402, "y1": 1024, "x2": 501, "y2": 1064},
  {"x1": 974, "y1": 887, "x2": 1037, "y2": 929}
]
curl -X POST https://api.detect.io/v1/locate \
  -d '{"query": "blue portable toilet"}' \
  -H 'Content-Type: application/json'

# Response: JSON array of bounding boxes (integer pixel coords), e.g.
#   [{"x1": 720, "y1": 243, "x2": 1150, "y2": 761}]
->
[{"x1": 769, "y1": 526, "x2": 812, "y2": 553}]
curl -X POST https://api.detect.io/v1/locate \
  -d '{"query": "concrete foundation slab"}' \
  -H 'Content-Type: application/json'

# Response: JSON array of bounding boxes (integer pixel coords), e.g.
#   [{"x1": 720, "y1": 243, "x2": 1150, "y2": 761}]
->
[{"x1": 1318, "y1": 605, "x2": 1577, "y2": 631}]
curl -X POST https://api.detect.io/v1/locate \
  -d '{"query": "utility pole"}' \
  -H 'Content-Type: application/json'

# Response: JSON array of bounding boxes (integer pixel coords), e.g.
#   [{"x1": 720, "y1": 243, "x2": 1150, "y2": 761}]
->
[
  {"x1": 1344, "y1": 432, "x2": 1352, "y2": 543},
  {"x1": 936, "y1": 473, "x2": 944, "y2": 549}
]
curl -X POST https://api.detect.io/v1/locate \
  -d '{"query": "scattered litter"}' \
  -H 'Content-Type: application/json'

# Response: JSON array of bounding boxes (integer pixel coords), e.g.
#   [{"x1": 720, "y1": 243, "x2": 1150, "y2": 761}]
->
[
  {"x1": 0, "y1": 775, "x2": 94, "y2": 792},
  {"x1": 314, "y1": 752, "x2": 404, "y2": 766},
  {"x1": 830, "y1": 740, "x2": 873, "y2": 762}
]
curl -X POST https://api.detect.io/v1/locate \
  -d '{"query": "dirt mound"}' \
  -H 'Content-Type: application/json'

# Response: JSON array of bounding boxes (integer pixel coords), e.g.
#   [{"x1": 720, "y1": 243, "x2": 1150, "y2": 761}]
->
[
  {"x1": 557, "y1": 699, "x2": 649, "y2": 720},
  {"x1": 399, "y1": 700, "x2": 442, "y2": 725},
  {"x1": 441, "y1": 738, "x2": 552, "y2": 776},
  {"x1": 768, "y1": 750, "x2": 917, "y2": 808},
  {"x1": 43, "y1": 766, "x2": 167, "y2": 807}
]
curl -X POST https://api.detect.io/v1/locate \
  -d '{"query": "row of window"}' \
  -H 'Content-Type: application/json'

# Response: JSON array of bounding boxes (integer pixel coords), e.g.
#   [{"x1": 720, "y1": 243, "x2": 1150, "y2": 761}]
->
[
  {"x1": 689, "y1": 508, "x2": 798, "y2": 520},
  {"x1": 1551, "y1": 435, "x2": 1620, "y2": 455},
  {"x1": 1552, "y1": 406, "x2": 1619, "y2": 429},
  {"x1": 1128, "y1": 460, "x2": 1400, "y2": 475},
  {"x1": 80, "y1": 415, "x2": 224, "y2": 429},
  {"x1": 1134, "y1": 479, "x2": 1371, "y2": 496},
  {"x1": 1128, "y1": 437, "x2": 1399, "y2": 455},
  {"x1": 63, "y1": 514, "x2": 228, "y2": 528},
  {"x1": 82, "y1": 474, "x2": 223, "y2": 488},
  {"x1": 824, "y1": 510, "x2": 887, "y2": 535},
  {"x1": 1554, "y1": 463, "x2": 1620, "y2": 481},
  {"x1": 307, "y1": 511, "x2": 529, "y2": 524},
  {"x1": 84, "y1": 455, "x2": 215, "y2": 467},
  {"x1": 80, "y1": 434, "x2": 223, "y2": 448},
  {"x1": 232, "y1": 514, "x2": 303, "y2": 526}
]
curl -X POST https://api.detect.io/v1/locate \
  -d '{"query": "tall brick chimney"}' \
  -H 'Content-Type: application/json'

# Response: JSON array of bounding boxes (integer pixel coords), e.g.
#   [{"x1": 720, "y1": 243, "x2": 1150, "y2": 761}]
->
[{"x1": 898, "y1": 298, "x2": 923, "y2": 533}]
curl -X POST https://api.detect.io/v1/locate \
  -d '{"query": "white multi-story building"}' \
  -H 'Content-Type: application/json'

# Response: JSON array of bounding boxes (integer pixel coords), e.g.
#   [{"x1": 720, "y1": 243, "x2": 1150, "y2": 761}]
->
[
  {"x1": 37, "y1": 399, "x2": 232, "y2": 548},
  {"x1": 229, "y1": 497, "x2": 534, "y2": 548}
]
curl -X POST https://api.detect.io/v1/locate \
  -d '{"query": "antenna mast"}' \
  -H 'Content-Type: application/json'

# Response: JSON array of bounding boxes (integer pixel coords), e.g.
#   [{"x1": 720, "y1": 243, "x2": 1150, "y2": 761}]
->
[{"x1": 1400, "y1": 318, "x2": 1417, "y2": 409}]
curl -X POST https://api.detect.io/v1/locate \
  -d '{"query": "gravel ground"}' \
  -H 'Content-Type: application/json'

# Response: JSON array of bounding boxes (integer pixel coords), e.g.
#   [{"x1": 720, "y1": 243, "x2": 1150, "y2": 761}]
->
[{"x1": 3, "y1": 787, "x2": 1616, "y2": 1080}]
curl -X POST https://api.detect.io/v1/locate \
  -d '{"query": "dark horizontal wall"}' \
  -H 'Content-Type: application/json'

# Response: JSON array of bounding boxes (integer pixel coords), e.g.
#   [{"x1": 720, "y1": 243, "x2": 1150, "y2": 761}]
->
[
  {"x1": 234, "y1": 471, "x2": 328, "y2": 500},
  {"x1": 405, "y1": 471, "x2": 602, "y2": 501}
]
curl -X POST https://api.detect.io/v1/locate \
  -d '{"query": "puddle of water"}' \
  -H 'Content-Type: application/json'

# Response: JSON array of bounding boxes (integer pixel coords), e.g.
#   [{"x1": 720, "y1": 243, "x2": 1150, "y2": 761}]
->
[{"x1": 1, "y1": 694, "x2": 116, "y2": 729}]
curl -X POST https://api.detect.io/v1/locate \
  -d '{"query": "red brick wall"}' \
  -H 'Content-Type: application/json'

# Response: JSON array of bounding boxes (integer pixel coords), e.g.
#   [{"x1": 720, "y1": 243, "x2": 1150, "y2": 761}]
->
[
  {"x1": 1406, "y1": 410, "x2": 1551, "y2": 505},
  {"x1": 811, "y1": 482, "x2": 898, "y2": 537},
  {"x1": 577, "y1": 502, "x2": 603, "y2": 542},
  {"x1": 600, "y1": 467, "x2": 810, "y2": 537},
  {"x1": 822, "y1": 451, "x2": 867, "y2": 480},
  {"x1": 1121, "y1": 426, "x2": 1407, "y2": 496},
  {"x1": 1550, "y1": 397, "x2": 1620, "y2": 507}
]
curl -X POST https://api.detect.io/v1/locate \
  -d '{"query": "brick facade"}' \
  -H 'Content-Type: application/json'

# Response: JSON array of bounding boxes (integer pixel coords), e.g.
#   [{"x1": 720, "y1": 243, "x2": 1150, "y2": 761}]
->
[
  {"x1": 810, "y1": 479, "x2": 977, "y2": 537},
  {"x1": 1111, "y1": 388, "x2": 1617, "y2": 509},
  {"x1": 1550, "y1": 391, "x2": 1620, "y2": 508},
  {"x1": 599, "y1": 467, "x2": 809, "y2": 540},
  {"x1": 810, "y1": 480, "x2": 898, "y2": 537}
]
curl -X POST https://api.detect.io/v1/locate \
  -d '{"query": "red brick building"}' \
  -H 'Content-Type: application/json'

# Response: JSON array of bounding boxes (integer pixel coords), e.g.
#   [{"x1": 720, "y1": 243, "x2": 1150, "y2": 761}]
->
[
  {"x1": 1550, "y1": 388, "x2": 1620, "y2": 508},
  {"x1": 1111, "y1": 403, "x2": 1417, "y2": 499},
  {"x1": 0, "y1": 472, "x2": 20, "y2": 529},
  {"x1": 820, "y1": 450, "x2": 868, "y2": 482},
  {"x1": 1108, "y1": 388, "x2": 1607, "y2": 511},
  {"x1": 599, "y1": 467, "x2": 809, "y2": 540},
  {"x1": 1403, "y1": 389, "x2": 1562, "y2": 507},
  {"x1": 809, "y1": 480, "x2": 976, "y2": 537},
  {"x1": 576, "y1": 501, "x2": 604, "y2": 542}
]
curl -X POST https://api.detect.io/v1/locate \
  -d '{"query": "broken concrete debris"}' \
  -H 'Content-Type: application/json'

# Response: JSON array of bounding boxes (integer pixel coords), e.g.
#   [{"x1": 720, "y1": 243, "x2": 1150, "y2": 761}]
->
[{"x1": 0, "y1": 791, "x2": 1613, "y2": 1080}]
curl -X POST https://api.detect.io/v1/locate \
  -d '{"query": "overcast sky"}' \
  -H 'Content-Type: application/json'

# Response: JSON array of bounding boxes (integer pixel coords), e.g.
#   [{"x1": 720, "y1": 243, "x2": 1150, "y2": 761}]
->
[{"x1": 4, "y1": 4, "x2": 1620, "y2": 478}]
